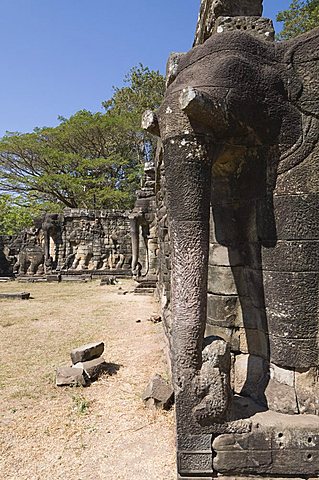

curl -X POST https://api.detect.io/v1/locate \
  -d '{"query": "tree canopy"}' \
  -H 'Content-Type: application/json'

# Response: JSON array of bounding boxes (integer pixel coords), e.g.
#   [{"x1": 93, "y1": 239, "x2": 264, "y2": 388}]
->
[
  {"x1": 0, "y1": 194, "x2": 58, "y2": 235},
  {"x1": 0, "y1": 65, "x2": 165, "y2": 224},
  {"x1": 277, "y1": 0, "x2": 319, "y2": 39}
]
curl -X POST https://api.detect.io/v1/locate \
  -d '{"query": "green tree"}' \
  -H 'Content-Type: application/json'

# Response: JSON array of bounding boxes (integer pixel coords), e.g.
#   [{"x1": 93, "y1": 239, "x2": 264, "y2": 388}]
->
[
  {"x1": 0, "y1": 194, "x2": 58, "y2": 235},
  {"x1": 277, "y1": 0, "x2": 319, "y2": 40},
  {"x1": 0, "y1": 65, "x2": 165, "y2": 211},
  {"x1": 103, "y1": 64, "x2": 165, "y2": 163}
]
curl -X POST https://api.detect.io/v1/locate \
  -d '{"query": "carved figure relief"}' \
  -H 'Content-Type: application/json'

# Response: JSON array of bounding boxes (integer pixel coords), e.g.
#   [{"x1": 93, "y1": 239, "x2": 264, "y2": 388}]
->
[
  {"x1": 129, "y1": 160, "x2": 157, "y2": 278},
  {"x1": 0, "y1": 210, "x2": 133, "y2": 275}
]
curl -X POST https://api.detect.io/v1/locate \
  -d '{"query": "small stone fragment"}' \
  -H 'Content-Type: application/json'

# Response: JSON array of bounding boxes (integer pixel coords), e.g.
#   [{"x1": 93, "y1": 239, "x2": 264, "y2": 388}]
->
[
  {"x1": 73, "y1": 357, "x2": 107, "y2": 380},
  {"x1": 148, "y1": 314, "x2": 162, "y2": 324},
  {"x1": 100, "y1": 276, "x2": 117, "y2": 286},
  {"x1": 141, "y1": 110, "x2": 160, "y2": 136},
  {"x1": 142, "y1": 374, "x2": 174, "y2": 410},
  {"x1": 56, "y1": 367, "x2": 87, "y2": 387},
  {"x1": 70, "y1": 341, "x2": 104, "y2": 364}
]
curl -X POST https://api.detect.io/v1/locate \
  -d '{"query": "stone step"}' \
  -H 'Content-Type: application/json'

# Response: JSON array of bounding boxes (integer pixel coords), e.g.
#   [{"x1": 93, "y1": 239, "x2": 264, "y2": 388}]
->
[
  {"x1": 17, "y1": 277, "x2": 47, "y2": 283},
  {"x1": 135, "y1": 282, "x2": 157, "y2": 288},
  {"x1": 134, "y1": 288, "x2": 155, "y2": 295},
  {"x1": 61, "y1": 276, "x2": 91, "y2": 282}
]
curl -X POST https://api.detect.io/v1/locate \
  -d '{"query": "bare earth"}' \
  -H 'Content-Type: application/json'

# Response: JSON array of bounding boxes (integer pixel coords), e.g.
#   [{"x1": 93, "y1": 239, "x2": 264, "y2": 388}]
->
[{"x1": 0, "y1": 279, "x2": 176, "y2": 480}]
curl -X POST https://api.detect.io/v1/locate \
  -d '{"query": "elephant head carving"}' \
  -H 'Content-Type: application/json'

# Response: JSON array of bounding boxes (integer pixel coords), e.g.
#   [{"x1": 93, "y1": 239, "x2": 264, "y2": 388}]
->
[{"x1": 146, "y1": 25, "x2": 319, "y2": 479}]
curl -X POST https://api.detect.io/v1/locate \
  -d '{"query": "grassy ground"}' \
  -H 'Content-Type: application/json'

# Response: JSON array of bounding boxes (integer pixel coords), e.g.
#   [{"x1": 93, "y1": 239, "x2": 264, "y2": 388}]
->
[{"x1": 0, "y1": 279, "x2": 175, "y2": 480}]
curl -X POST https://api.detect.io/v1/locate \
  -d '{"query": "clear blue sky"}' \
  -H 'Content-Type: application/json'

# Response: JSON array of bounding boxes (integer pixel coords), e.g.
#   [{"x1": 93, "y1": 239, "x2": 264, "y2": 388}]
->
[{"x1": 0, "y1": 0, "x2": 291, "y2": 137}]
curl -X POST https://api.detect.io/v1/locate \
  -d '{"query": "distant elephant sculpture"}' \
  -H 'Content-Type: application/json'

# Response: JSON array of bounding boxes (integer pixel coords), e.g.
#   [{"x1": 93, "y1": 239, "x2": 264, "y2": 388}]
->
[
  {"x1": 129, "y1": 161, "x2": 156, "y2": 278},
  {"x1": 13, "y1": 227, "x2": 44, "y2": 275},
  {"x1": 42, "y1": 213, "x2": 63, "y2": 271},
  {"x1": 145, "y1": 26, "x2": 319, "y2": 478},
  {"x1": 130, "y1": 214, "x2": 151, "y2": 277}
]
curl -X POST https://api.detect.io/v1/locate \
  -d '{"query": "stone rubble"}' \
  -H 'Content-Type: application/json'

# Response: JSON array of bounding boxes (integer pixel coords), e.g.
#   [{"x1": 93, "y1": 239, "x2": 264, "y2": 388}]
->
[
  {"x1": 56, "y1": 341, "x2": 106, "y2": 387},
  {"x1": 142, "y1": 374, "x2": 174, "y2": 410}
]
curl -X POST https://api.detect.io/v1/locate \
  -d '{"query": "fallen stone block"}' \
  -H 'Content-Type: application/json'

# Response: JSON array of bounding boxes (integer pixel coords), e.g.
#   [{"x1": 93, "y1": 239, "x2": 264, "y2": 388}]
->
[
  {"x1": 73, "y1": 357, "x2": 107, "y2": 380},
  {"x1": 0, "y1": 292, "x2": 30, "y2": 300},
  {"x1": 100, "y1": 276, "x2": 117, "y2": 286},
  {"x1": 56, "y1": 366, "x2": 87, "y2": 387},
  {"x1": 148, "y1": 314, "x2": 162, "y2": 324},
  {"x1": 70, "y1": 341, "x2": 104, "y2": 364},
  {"x1": 142, "y1": 374, "x2": 174, "y2": 410}
]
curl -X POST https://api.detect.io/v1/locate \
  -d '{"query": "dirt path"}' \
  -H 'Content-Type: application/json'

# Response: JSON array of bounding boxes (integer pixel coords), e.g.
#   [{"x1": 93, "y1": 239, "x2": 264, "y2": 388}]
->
[{"x1": 0, "y1": 279, "x2": 176, "y2": 480}]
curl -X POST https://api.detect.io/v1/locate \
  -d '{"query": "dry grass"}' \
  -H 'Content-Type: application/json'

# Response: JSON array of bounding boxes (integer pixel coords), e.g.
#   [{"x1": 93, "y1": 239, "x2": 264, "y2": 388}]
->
[{"x1": 0, "y1": 279, "x2": 176, "y2": 480}]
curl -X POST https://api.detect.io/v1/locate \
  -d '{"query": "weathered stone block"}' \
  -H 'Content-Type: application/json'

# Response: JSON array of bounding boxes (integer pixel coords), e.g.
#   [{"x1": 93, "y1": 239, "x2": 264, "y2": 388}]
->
[
  {"x1": 264, "y1": 271, "x2": 319, "y2": 333},
  {"x1": 272, "y1": 193, "x2": 319, "y2": 240},
  {"x1": 142, "y1": 374, "x2": 174, "y2": 410},
  {"x1": 177, "y1": 433, "x2": 212, "y2": 450},
  {"x1": 264, "y1": 270, "x2": 319, "y2": 368},
  {"x1": 233, "y1": 354, "x2": 268, "y2": 404},
  {"x1": 56, "y1": 367, "x2": 87, "y2": 387},
  {"x1": 213, "y1": 412, "x2": 319, "y2": 476},
  {"x1": 295, "y1": 367, "x2": 319, "y2": 415},
  {"x1": 265, "y1": 378, "x2": 298, "y2": 415},
  {"x1": 70, "y1": 341, "x2": 104, "y2": 364},
  {"x1": 269, "y1": 363, "x2": 294, "y2": 387},
  {"x1": 209, "y1": 243, "x2": 231, "y2": 266},
  {"x1": 0, "y1": 292, "x2": 30, "y2": 299},
  {"x1": 205, "y1": 324, "x2": 269, "y2": 359},
  {"x1": 262, "y1": 240, "x2": 319, "y2": 272},
  {"x1": 211, "y1": 203, "x2": 259, "y2": 245},
  {"x1": 177, "y1": 450, "x2": 213, "y2": 477},
  {"x1": 269, "y1": 334, "x2": 318, "y2": 370},
  {"x1": 207, "y1": 293, "x2": 242, "y2": 328},
  {"x1": 237, "y1": 327, "x2": 269, "y2": 359},
  {"x1": 46, "y1": 274, "x2": 61, "y2": 282},
  {"x1": 215, "y1": 16, "x2": 275, "y2": 41},
  {"x1": 73, "y1": 357, "x2": 107, "y2": 380},
  {"x1": 205, "y1": 324, "x2": 235, "y2": 349},
  {"x1": 231, "y1": 394, "x2": 267, "y2": 420},
  {"x1": 207, "y1": 265, "x2": 238, "y2": 295},
  {"x1": 276, "y1": 151, "x2": 319, "y2": 195}
]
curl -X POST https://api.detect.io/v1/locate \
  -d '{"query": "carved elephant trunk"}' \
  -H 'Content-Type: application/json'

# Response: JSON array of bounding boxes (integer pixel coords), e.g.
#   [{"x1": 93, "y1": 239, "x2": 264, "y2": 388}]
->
[
  {"x1": 156, "y1": 28, "x2": 319, "y2": 433},
  {"x1": 130, "y1": 216, "x2": 140, "y2": 276}
]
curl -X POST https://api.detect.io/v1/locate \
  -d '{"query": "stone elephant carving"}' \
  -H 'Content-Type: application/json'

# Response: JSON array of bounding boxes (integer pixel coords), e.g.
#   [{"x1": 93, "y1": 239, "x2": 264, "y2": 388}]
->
[
  {"x1": 42, "y1": 213, "x2": 63, "y2": 271},
  {"x1": 129, "y1": 161, "x2": 156, "y2": 278},
  {"x1": 13, "y1": 227, "x2": 44, "y2": 275},
  {"x1": 147, "y1": 26, "x2": 319, "y2": 478}
]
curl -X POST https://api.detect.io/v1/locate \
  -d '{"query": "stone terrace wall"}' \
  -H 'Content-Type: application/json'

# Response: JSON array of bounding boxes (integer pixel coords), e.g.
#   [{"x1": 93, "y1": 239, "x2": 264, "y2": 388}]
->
[{"x1": 0, "y1": 209, "x2": 132, "y2": 276}]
